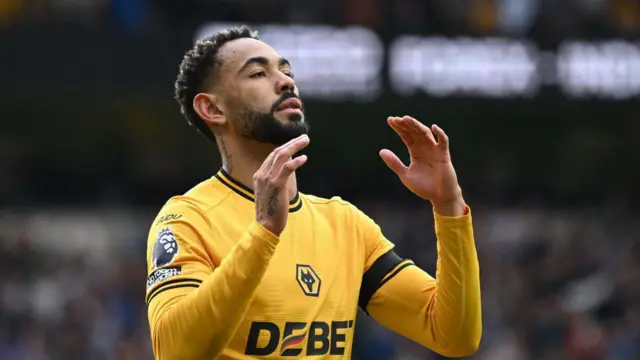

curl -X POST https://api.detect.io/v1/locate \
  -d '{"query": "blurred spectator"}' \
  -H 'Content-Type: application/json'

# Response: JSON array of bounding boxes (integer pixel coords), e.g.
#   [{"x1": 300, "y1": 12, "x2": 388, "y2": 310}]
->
[
  {"x1": 470, "y1": 0, "x2": 498, "y2": 35},
  {"x1": 339, "y1": 0, "x2": 384, "y2": 30},
  {"x1": 0, "y1": 0, "x2": 21, "y2": 25},
  {"x1": 609, "y1": 0, "x2": 640, "y2": 35},
  {"x1": 52, "y1": 0, "x2": 108, "y2": 26},
  {"x1": 497, "y1": 0, "x2": 539, "y2": 36},
  {"x1": 109, "y1": 0, "x2": 149, "y2": 31},
  {"x1": 391, "y1": 0, "x2": 429, "y2": 34}
]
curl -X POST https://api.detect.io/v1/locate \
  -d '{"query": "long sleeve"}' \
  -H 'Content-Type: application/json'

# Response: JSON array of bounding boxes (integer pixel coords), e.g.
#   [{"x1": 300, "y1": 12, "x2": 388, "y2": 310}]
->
[
  {"x1": 357, "y1": 205, "x2": 482, "y2": 358},
  {"x1": 145, "y1": 199, "x2": 280, "y2": 360}
]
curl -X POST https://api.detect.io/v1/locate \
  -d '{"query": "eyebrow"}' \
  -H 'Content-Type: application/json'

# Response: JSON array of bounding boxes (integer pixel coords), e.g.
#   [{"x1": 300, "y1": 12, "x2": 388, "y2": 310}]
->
[{"x1": 237, "y1": 56, "x2": 291, "y2": 74}]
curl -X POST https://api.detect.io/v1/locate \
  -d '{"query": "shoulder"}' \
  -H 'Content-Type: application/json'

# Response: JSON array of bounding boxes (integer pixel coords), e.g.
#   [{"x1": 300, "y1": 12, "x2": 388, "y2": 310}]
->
[
  {"x1": 301, "y1": 194, "x2": 372, "y2": 222},
  {"x1": 145, "y1": 195, "x2": 214, "y2": 272},
  {"x1": 150, "y1": 177, "x2": 236, "y2": 225},
  {"x1": 150, "y1": 197, "x2": 206, "y2": 228},
  {"x1": 146, "y1": 197, "x2": 208, "y2": 256},
  {"x1": 303, "y1": 194, "x2": 352, "y2": 207},
  {"x1": 304, "y1": 193, "x2": 382, "y2": 231},
  {"x1": 302, "y1": 194, "x2": 355, "y2": 213},
  {"x1": 147, "y1": 182, "x2": 220, "y2": 243},
  {"x1": 181, "y1": 177, "x2": 236, "y2": 212}
]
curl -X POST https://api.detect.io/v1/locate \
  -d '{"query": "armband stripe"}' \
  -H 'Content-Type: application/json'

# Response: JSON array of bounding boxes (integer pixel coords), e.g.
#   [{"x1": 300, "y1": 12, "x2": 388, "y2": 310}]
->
[{"x1": 359, "y1": 250, "x2": 407, "y2": 313}]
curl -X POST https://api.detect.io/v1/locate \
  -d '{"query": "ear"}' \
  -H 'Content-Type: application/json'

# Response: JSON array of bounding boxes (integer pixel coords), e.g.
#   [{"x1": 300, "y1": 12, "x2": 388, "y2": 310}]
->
[{"x1": 193, "y1": 93, "x2": 226, "y2": 126}]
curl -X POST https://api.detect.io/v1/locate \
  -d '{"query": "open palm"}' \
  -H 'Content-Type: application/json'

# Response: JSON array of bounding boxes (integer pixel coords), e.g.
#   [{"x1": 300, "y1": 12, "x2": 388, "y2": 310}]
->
[{"x1": 380, "y1": 116, "x2": 465, "y2": 215}]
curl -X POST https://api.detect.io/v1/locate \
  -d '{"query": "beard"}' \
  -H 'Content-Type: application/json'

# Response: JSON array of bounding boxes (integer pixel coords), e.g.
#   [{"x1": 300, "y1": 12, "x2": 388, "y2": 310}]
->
[{"x1": 234, "y1": 93, "x2": 310, "y2": 146}]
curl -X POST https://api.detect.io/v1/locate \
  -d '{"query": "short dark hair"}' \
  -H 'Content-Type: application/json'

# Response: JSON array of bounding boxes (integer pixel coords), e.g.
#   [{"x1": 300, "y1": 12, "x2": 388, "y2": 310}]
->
[{"x1": 174, "y1": 25, "x2": 260, "y2": 143}]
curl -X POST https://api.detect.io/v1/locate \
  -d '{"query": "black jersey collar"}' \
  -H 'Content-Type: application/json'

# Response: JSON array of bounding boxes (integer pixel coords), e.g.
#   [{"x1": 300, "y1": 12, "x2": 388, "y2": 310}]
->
[{"x1": 214, "y1": 168, "x2": 303, "y2": 213}]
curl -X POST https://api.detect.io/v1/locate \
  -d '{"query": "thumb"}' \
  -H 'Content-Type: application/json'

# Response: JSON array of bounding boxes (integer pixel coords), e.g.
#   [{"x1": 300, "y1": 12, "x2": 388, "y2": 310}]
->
[{"x1": 379, "y1": 149, "x2": 408, "y2": 177}]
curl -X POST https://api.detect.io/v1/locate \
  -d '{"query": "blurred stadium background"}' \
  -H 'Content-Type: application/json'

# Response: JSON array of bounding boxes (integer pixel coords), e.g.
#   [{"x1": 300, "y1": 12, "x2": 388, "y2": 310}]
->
[{"x1": 1, "y1": 0, "x2": 639, "y2": 359}]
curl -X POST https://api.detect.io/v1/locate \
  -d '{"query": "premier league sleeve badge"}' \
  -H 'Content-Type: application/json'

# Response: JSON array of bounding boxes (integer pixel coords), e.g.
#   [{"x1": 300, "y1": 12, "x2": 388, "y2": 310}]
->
[{"x1": 152, "y1": 225, "x2": 179, "y2": 269}]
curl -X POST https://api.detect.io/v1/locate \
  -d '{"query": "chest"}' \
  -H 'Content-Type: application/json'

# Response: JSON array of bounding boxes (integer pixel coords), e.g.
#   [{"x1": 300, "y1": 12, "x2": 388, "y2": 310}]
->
[
  {"x1": 209, "y1": 209, "x2": 366, "y2": 320},
  {"x1": 208, "y1": 204, "x2": 364, "y2": 358}
]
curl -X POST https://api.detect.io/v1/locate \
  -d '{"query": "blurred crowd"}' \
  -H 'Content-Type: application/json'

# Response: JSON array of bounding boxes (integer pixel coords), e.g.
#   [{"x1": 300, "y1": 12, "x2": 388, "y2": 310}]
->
[
  {"x1": 1, "y1": 0, "x2": 638, "y2": 42},
  {"x1": 0, "y1": 201, "x2": 638, "y2": 360}
]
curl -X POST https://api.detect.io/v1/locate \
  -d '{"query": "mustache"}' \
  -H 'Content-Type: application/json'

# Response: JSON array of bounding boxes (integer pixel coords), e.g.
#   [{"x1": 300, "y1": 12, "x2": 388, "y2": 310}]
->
[{"x1": 271, "y1": 92, "x2": 303, "y2": 113}]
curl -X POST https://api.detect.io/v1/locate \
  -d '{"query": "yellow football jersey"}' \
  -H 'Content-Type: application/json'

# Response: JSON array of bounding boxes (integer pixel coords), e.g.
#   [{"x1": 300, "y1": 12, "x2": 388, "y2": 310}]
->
[{"x1": 145, "y1": 169, "x2": 482, "y2": 360}]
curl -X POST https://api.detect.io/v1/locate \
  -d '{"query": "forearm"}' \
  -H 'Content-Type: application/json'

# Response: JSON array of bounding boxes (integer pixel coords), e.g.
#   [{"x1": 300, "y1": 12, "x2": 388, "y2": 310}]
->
[
  {"x1": 366, "y1": 207, "x2": 481, "y2": 358},
  {"x1": 430, "y1": 207, "x2": 482, "y2": 355},
  {"x1": 150, "y1": 220, "x2": 279, "y2": 360}
]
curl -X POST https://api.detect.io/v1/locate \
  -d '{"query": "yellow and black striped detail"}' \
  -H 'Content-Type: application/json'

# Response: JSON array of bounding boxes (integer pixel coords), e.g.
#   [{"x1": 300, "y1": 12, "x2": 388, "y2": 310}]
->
[
  {"x1": 214, "y1": 168, "x2": 303, "y2": 213},
  {"x1": 146, "y1": 278, "x2": 203, "y2": 305},
  {"x1": 358, "y1": 250, "x2": 415, "y2": 314}
]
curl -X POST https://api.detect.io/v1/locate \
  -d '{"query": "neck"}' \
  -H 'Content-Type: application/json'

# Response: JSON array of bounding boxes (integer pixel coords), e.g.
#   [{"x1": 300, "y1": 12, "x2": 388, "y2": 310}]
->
[{"x1": 218, "y1": 136, "x2": 299, "y2": 202}]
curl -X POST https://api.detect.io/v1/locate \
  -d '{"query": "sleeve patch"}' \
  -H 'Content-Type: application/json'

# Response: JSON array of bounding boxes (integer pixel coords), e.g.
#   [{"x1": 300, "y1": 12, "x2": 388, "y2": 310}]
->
[
  {"x1": 152, "y1": 225, "x2": 179, "y2": 269},
  {"x1": 147, "y1": 266, "x2": 182, "y2": 290}
]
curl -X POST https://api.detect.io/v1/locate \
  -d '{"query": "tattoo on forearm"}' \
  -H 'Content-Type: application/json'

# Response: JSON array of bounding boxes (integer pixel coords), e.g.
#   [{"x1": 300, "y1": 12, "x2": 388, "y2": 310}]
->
[{"x1": 267, "y1": 189, "x2": 279, "y2": 216}]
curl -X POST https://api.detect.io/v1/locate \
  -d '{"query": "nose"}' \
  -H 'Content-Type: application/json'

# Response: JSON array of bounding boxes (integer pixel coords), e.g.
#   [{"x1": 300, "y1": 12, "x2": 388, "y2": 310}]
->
[{"x1": 276, "y1": 73, "x2": 296, "y2": 94}]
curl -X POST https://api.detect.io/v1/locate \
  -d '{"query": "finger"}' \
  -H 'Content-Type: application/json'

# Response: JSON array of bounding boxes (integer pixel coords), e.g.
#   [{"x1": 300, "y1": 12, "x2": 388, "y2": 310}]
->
[
  {"x1": 280, "y1": 154, "x2": 308, "y2": 177},
  {"x1": 280, "y1": 135, "x2": 310, "y2": 159},
  {"x1": 379, "y1": 149, "x2": 408, "y2": 176},
  {"x1": 260, "y1": 135, "x2": 308, "y2": 173},
  {"x1": 403, "y1": 116, "x2": 437, "y2": 146},
  {"x1": 272, "y1": 135, "x2": 310, "y2": 174},
  {"x1": 431, "y1": 124, "x2": 449, "y2": 151},
  {"x1": 388, "y1": 117, "x2": 415, "y2": 146},
  {"x1": 280, "y1": 134, "x2": 308, "y2": 149},
  {"x1": 391, "y1": 117, "x2": 416, "y2": 137},
  {"x1": 396, "y1": 116, "x2": 431, "y2": 144},
  {"x1": 260, "y1": 150, "x2": 278, "y2": 173}
]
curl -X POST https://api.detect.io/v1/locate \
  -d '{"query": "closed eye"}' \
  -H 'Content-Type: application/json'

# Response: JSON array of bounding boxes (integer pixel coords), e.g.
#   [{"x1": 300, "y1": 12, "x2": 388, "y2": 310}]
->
[
  {"x1": 250, "y1": 71, "x2": 266, "y2": 78},
  {"x1": 283, "y1": 71, "x2": 295, "y2": 79}
]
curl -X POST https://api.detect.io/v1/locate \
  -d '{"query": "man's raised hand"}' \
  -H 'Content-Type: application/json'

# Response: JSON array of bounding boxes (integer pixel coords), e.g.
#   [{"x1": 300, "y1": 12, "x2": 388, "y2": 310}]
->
[
  {"x1": 254, "y1": 135, "x2": 310, "y2": 236},
  {"x1": 380, "y1": 116, "x2": 466, "y2": 216}
]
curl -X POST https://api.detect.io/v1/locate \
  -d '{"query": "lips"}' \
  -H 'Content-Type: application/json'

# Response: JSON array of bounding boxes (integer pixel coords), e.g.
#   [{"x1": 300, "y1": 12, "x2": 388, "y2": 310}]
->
[{"x1": 276, "y1": 98, "x2": 303, "y2": 112}]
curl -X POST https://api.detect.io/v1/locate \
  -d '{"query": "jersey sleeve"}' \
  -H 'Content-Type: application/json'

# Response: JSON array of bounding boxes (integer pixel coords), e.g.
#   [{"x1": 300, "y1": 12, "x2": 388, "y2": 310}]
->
[
  {"x1": 145, "y1": 198, "x2": 282, "y2": 360},
  {"x1": 145, "y1": 202, "x2": 213, "y2": 309},
  {"x1": 356, "y1": 205, "x2": 482, "y2": 358},
  {"x1": 358, "y1": 206, "x2": 396, "y2": 273},
  {"x1": 351, "y1": 204, "x2": 413, "y2": 311}
]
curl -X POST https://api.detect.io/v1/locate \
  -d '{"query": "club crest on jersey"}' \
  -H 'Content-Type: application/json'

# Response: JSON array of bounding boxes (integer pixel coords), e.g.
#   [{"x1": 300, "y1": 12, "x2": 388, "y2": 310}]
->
[
  {"x1": 152, "y1": 226, "x2": 179, "y2": 269},
  {"x1": 296, "y1": 264, "x2": 321, "y2": 297}
]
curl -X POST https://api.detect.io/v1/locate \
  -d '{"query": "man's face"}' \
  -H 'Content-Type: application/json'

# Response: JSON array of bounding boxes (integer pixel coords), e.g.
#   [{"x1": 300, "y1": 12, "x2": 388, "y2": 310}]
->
[{"x1": 217, "y1": 38, "x2": 309, "y2": 146}]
